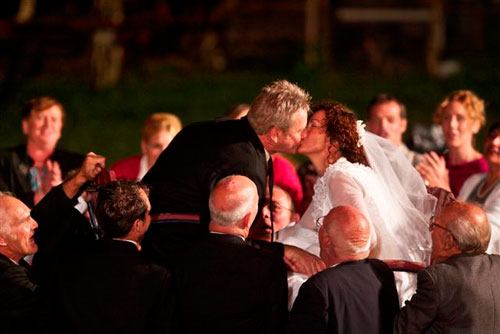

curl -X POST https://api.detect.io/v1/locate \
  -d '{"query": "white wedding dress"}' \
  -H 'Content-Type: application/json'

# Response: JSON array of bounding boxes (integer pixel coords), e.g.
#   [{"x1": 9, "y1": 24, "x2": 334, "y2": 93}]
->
[{"x1": 281, "y1": 132, "x2": 437, "y2": 308}]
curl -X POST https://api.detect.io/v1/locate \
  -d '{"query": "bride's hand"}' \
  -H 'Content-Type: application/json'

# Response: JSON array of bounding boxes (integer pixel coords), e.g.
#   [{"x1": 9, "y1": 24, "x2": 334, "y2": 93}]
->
[{"x1": 283, "y1": 244, "x2": 326, "y2": 277}]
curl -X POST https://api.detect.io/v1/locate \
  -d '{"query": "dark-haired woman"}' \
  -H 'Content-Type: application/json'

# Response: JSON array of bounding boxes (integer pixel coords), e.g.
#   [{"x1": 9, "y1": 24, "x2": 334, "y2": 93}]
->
[{"x1": 283, "y1": 101, "x2": 436, "y2": 305}]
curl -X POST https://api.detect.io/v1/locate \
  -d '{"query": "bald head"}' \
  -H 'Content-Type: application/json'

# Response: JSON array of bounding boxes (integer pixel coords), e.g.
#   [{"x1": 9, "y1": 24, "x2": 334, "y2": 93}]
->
[
  {"x1": 439, "y1": 201, "x2": 490, "y2": 255},
  {"x1": 319, "y1": 205, "x2": 371, "y2": 266},
  {"x1": 209, "y1": 175, "x2": 259, "y2": 229},
  {"x1": 0, "y1": 193, "x2": 39, "y2": 262}
]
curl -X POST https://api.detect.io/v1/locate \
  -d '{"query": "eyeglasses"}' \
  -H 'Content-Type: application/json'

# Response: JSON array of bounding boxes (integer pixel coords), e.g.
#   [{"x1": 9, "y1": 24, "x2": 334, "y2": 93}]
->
[
  {"x1": 428, "y1": 215, "x2": 453, "y2": 234},
  {"x1": 315, "y1": 216, "x2": 325, "y2": 231},
  {"x1": 267, "y1": 200, "x2": 294, "y2": 215}
]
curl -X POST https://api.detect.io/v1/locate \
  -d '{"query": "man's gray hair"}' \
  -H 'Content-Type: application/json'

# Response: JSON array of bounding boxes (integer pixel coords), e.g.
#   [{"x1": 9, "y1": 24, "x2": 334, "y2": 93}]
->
[
  {"x1": 208, "y1": 175, "x2": 257, "y2": 226},
  {"x1": 446, "y1": 202, "x2": 491, "y2": 255},
  {"x1": 247, "y1": 80, "x2": 311, "y2": 134},
  {"x1": 0, "y1": 192, "x2": 15, "y2": 236}
]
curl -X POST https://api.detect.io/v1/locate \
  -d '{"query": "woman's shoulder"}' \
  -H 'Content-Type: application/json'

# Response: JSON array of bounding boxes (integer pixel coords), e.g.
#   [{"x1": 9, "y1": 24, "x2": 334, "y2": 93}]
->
[{"x1": 324, "y1": 157, "x2": 374, "y2": 179}]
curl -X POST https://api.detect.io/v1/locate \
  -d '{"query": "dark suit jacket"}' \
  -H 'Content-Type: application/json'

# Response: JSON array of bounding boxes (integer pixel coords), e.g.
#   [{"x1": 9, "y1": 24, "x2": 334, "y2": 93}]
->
[
  {"x1": 142, "y1": 116, "x2": 268, "y2": 226},
  {"x1": 0, "y1": 145, "x2": 83, "y2": 207},
  {"x1": 394, "y1": 253, "x2": 500, "y2": 334},
  {"x1": 288, "y1": 258, "x2": 399, "y2": 334},
  {"x1": 31, "y1": 184, "x2": 96, "y2": 286},
  {"x1": 0, "y1": 254, "x2": 39, "y2": 333},
  {"x1": 171, "y1": 232, "x2": 288, "y2": 334},
  {"x1": 48, "y1": 239, "x2": 175, "y2": 334}
]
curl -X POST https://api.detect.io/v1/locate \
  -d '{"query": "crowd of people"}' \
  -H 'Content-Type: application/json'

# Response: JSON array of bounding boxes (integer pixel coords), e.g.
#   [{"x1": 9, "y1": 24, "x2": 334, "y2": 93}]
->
[{"x1": 0, "y1": 81, "x2": 499, "y2": 333}]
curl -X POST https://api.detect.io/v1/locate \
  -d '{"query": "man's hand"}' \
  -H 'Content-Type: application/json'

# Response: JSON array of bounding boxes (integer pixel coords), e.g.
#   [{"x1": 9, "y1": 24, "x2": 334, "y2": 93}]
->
[
  {"x1": 63, "y1": 152, "x2": 106, "y2": 199},
  {"x1": 283, "y1": 244, "x2": 326, "y2": 277}
]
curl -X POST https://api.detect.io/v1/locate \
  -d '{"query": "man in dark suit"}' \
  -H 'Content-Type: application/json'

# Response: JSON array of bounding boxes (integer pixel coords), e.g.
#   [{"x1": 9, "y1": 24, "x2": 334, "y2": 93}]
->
[
  {"x1": 0, "y1": 192, "x2": 40, "y2": 333},
  {"x1": 0, "y1": 97, "x2": 83, "y2": 207},
  {"x1": 288, "y1": 205, "x2": 400, "y2": 334},
  {"x1": 394, "y1": 201, "x2": 500, "y2": 333},
  {"x1": 44, "y1": 177, "x2": 175, "y2": 333},
  {"x1": 172, "y1": 175, "x2": 288, "y2": 333},
  {"x1": 142, "y1": 80, "x2": 324, "y2": 276}
]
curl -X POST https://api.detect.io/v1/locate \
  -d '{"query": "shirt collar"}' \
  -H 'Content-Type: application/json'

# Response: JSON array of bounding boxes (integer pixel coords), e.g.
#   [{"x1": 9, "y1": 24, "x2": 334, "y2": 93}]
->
[{"x1": 112, "y1": 238, "x2": 141, "y2": 250}]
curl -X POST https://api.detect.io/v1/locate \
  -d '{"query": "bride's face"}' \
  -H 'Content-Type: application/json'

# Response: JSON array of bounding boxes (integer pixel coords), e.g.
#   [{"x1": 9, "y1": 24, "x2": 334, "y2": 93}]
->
[{"x1": 297, "y1": 110, "x2": 329, "y2": 155}]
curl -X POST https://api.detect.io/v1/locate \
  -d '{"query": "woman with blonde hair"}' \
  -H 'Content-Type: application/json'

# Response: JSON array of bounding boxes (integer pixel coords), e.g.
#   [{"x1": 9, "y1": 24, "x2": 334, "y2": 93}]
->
[
  {"x1": 417, "y1": 90, "x2": 488, "y2": 196},
  {"x1": 111, "y1": 113, "x2": 182, "y2": 180}
]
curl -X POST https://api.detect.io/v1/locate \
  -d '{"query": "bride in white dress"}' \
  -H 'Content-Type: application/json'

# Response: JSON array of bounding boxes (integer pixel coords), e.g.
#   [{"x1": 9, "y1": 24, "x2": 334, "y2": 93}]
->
[{"x1": 281, "y1": 101, "x2": 437, "y2": 306}]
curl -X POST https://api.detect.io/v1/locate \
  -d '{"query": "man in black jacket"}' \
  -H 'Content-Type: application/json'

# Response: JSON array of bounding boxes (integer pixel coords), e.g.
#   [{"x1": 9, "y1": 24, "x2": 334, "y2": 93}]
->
[
  {"x1": 288, "y1": 205, "x2": 400, "y2": 334},
  {"x1": 0, "y1": 192, "x2": 39, "y2": 333},
  {"x1": 173, "y1": 175, "x2": 288, "y2": 333},
  {"x1": 142, "y1": 80, "x2": 324, "y2": 276}
]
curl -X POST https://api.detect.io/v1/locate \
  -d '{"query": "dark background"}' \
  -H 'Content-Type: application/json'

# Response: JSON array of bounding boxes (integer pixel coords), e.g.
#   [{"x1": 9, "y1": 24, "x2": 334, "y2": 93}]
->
[{"x1": 1, "y1": 0, "x2": 499, "y2": 163}]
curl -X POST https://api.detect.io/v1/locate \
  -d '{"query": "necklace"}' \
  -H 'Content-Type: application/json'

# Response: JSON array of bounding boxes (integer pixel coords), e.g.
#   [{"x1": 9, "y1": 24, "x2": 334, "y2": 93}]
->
[{"x1": 477, "y1": 177, "x2": 500, "y2": 199}]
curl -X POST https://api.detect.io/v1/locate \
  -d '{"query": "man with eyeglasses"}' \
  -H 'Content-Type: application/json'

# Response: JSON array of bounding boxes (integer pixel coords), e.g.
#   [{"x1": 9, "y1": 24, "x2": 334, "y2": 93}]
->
[
  {"x1": 394, "y1": 200, "x2": 500, "y2": 333},
  {"x1": 248, "y1": 185, "x2": 300, "y2": 242}
]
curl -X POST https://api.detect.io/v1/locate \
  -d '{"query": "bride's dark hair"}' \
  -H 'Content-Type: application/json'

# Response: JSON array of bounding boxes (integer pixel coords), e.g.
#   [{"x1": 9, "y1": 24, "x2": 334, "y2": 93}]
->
[{"x1": 312, "y1": 101, "x2": 369, "y2": 167}]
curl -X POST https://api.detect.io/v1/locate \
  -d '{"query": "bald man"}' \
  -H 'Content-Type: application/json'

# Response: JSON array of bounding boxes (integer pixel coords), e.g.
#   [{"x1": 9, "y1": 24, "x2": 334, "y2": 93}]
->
[
  {"x1": 0, "y1": 193, "x2": 39, "y2": 332},
  {"x1": 289, "y1": 205, "x2": 399, "y2": 334},
  {"x1": 171, "y1": 175, "x2": 288, "y2": 333},
  {"x1": 394, "y1": 201, "x2": 500, "y2": 333}
]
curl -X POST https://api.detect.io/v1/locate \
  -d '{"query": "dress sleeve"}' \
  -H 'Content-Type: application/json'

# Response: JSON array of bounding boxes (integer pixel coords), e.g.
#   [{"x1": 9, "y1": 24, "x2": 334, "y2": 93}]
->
[{"x1": 327, "y1": 171, "x2": 378, "y2": 248}]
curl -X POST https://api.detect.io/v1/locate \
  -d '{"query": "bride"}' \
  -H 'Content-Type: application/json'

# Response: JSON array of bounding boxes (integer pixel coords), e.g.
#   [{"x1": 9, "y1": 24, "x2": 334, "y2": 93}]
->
[{"x1": 281, "y1": 101, "x2": 436, "y2": 305}]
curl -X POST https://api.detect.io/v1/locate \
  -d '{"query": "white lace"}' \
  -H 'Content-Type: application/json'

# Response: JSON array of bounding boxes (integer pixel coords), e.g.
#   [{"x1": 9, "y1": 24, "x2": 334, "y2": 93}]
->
[
  {"x1": 356, "y1": 120, "x2": 366, "y2": 147},
  {"x1": 311, "y1": 157, "x2": 373, "y2": 223}
]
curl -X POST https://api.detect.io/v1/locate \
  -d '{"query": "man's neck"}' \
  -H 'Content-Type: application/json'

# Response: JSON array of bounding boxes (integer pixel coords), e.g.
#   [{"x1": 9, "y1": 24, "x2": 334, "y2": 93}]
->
[
  {"x1": 26, "y1": 141, "x2": 55, "y2": 164},
  {"x1": 0, "y1": 249, "x2": 22, "y2": 264},
  {"x1": 209, "y1": 224, "x2": 247, "y2": 239}
]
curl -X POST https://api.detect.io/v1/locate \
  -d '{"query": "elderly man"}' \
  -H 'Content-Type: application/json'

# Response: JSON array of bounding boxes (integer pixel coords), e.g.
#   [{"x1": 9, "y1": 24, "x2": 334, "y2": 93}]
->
[
  {"x1": 172, "y1": 175, "x2": 288, "y2": 333},
  {"x1": 46, "y1": 180, "x2": 175, "y2": 333},
  {"x1": 143, "y1": 80, "x2": 324, "y2": 276},
  {"x1": 249, "y1": 185, "x2": 300, "y2": 242},
  {"x1": 288, "y1": 205, "x2": 400, "y2": 334},
  {"x1": 394, "y1": 201, "x2": 500, "y2": 333},
  {"x1": 366, "y1": 93, "x2": 422, "y2": 166},
  {"x1": 0, "y1": 97, "x2": 83, "y2": 206},
  {"x1": 0, "y1": 192, "x2": 39, "y2": 332}
]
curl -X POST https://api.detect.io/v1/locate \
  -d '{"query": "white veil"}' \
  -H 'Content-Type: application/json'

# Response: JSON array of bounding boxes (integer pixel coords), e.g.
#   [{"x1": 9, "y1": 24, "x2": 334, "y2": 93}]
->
[{"x1": 363, "y1": 131, "x2": 437, "y2": 264}]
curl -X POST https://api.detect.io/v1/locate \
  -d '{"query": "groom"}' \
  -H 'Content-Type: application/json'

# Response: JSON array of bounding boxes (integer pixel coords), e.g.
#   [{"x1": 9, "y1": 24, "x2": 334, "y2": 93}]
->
[{"x1": 142, "y1": 80, "x2": 325, "y2": 276}]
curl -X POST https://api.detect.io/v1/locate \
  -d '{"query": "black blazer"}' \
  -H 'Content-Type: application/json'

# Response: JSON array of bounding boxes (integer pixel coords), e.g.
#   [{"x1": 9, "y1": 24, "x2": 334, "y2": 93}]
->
[
  {"x1": 288, "y1": 258, "x2": 399, "y2": 334},
  {"x1": 0, "y1": 254, "x2": 39, "y2": 333},
  {"x1": 47, "y1": 239, "x2": 176, "y2": 334},
  {"x1": 394, "y1": 253, "x2": 500, "y2": 333},
  {"x1": 31, "y1": 184, "x2": 95, "y2": 286},
  {"x1": 171, "y1": 233, "x2": 288, "y2": 334},
  {"x1": 0, "y1": 145, "x2": 83, "y2": 207},
  {"x1": 142, "y1": 116, "x2": 268, "y2": 226}
]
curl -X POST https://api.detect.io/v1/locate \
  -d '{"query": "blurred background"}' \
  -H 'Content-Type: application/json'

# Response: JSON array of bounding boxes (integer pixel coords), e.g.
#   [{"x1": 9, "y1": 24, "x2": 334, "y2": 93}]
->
[{"x1": 1, "y1": 0, "x2": 499, "y2": 163}]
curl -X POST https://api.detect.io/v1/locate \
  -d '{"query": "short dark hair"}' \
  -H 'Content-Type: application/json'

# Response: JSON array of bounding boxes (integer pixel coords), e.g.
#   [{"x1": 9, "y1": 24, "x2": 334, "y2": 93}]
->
[
  {"x1": 486, "y1": 120, "x2": 500, "y2": 140},
  {"x1": 96, "y1": 181, "x2": 149, "y2": 238},
  {"x1": 367, "y1": 93, "x2": 406, "y2": 119},
  {"x1": 22, "y1": 96, "x2": 65, "y2": 121}
]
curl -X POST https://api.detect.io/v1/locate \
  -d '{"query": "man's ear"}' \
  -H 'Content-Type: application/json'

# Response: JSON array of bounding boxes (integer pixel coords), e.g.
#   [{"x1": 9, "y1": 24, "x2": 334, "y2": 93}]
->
[
  {"x1": 268, "y1": 126, "x2": 280, "y2": 144},
  {"x1": 140, "y1": 139, "x2": 147, "y2": 155},
  {"x1": 400, "y1": 117, "x2": 408, "y2": 134},
  {"x1": 241, "y1": 212, "x2": 252, "y2": 230},
  {"x1": 291, "y1": 212, "x2": 300, "y2": 224},
  {"x1": 0, "y1": 234, "x2": 7, "y2": 247},
  {"x1": 21, "y1": 119, "x2": 29, "y2": 136},
  {"x1": 443, "y1": 233, "x2": 456, "y2": 250}
]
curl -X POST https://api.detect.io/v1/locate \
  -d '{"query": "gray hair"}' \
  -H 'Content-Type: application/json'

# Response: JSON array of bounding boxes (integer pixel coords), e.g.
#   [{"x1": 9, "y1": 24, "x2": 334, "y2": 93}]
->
[
  {"x1": 208, "y1": 175, "x2": 258, "y2": 226},
  {"x1": 445, "y1": 202, "x2": 490, "y2": 255},
  {"x1": 247, "y1": 80, "x2": 311, "y2": 134},
  {"x1": 0, "y1": 192, "x2": 16, "y2": 236}
]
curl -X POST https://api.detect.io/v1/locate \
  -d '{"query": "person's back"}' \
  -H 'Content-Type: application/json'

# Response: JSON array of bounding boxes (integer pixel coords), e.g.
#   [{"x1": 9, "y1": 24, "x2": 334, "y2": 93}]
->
[
  {"x1": 51, "y1": 239, "x2": 174, "y2": 333},
  {"x1": 173, "y1": 233, "x2": 287, "y2": 333},
  {"x1": 171, "y1": 175, "x2": 288, "y2": 333},
  {"x1": 289, "y1": 258, "x2": 398, "y2": 334}
]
